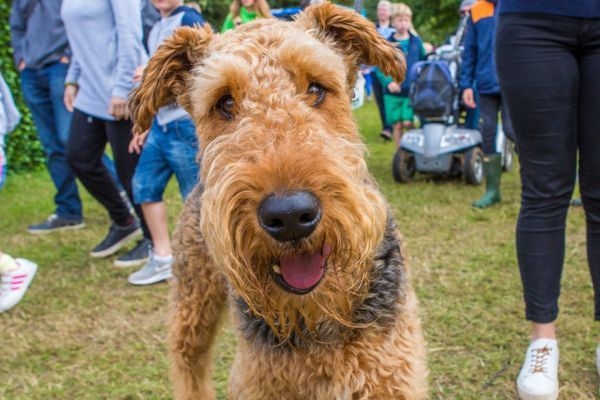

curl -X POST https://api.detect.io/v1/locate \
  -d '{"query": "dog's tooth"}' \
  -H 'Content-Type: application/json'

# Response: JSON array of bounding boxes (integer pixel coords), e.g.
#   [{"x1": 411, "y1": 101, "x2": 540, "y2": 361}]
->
[{"x1": 272, "y1": 265, "x2": 281, "y2": 274}]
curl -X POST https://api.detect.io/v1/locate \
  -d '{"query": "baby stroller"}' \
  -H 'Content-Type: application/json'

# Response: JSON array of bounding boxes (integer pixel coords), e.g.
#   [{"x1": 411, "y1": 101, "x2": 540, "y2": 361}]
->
[{"x1": 392, "y1": 15, "x2": 513, "y2": 184}]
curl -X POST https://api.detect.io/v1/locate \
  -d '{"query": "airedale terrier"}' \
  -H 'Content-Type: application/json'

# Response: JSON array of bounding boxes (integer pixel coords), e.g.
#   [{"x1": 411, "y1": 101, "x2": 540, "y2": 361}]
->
[{"x1": 129, "y1": 3, "x2": 427, "y2": 399}]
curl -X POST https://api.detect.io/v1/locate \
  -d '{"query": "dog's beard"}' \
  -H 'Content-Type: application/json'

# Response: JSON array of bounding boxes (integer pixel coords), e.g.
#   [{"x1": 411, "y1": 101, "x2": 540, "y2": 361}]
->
[
  {"x1": 213, "y1": 212, "x2": 385, "y2": 341},
  {"x1": 199, "y1": 136, "x2": 389, "y2": 340}
]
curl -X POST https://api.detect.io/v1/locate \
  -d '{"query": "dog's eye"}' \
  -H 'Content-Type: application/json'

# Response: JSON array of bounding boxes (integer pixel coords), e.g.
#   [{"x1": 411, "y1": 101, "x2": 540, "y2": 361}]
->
[
  {"x1": 217, "y1": 95, "x2": 235, "y2": 120},
  {"x1": 307, "y1": 83, "x2": 325, "y2": 106}
]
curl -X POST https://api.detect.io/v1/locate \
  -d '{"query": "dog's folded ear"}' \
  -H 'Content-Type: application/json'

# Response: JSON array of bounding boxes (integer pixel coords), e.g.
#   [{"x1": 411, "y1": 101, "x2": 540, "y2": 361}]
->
[
  {"x1": 129, "y1": 24, "x2": 213, "y2": 134},
  {"x1": 297, "y1": 2, "x2": 406, "y2": 87}
]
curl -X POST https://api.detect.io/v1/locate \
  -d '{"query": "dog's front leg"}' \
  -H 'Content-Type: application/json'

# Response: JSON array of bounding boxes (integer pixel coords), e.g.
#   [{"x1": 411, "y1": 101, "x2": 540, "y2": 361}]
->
[{"x1": 168, "y1": 198, "x2": 228, "y2": 400}]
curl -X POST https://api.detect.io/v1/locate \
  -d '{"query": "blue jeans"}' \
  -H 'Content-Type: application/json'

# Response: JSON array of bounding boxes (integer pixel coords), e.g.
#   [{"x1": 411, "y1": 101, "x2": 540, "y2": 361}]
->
[
  {"x1": 20, "y1": 61, "x2": 82, "y2": 220},
  {"x1": 133, "y1": 118, "x2": 199, "y2": 204}
]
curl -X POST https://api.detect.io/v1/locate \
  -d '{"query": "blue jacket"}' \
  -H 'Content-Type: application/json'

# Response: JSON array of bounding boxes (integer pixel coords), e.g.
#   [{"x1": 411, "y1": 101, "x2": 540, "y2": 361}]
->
[
  {"x1": 377, "y1": 32, "x2": 425, "y2": 97},
  {"x1": 459, "y1": 0, "x2": 499, "y2": 95},
  {"x1": 149, "y1": 6, "x2": 205, "y2": 125}
]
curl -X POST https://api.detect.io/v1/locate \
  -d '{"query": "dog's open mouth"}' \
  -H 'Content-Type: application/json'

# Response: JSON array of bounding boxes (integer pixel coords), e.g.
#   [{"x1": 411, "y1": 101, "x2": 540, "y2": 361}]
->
[{"x1": 272, "y1": 244, "x2": 331, "y2": 295}]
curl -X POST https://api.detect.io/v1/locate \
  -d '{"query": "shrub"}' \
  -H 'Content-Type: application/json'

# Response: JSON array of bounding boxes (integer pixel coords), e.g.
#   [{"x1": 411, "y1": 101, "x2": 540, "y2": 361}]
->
[{"x1": 0, "y1": 1, "x2": 45, "y2": 173}]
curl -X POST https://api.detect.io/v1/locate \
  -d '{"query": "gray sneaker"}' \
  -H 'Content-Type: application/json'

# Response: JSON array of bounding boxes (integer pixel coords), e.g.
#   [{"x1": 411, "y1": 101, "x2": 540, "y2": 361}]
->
[
  {"x1": 28, "y1": 214, "x2": 85, "y2": 234},
  {"x1": 127, "y1": 253, "x2": 173, "y2": 286},
  {"x1": 113, "y1": 238, "x2": 151, "y2": 268}
]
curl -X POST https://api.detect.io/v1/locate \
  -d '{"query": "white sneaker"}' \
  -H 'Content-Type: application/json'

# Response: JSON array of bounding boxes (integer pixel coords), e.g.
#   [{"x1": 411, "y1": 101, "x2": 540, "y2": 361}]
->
[
  {"x1": 127, "y1": 252, "x2": 172, "y2": 286},
  {"x1": 517, "y1": 338, "x2": 559, "y2": 400},
  {"x1": 0, "y1": 258, "x2": 38, "y2": 312}
]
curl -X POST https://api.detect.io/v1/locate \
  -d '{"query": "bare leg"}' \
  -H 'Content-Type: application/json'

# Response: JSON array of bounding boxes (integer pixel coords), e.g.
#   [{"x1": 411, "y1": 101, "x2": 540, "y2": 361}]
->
[
  {"x1": 532, "y1": 322, "x2": 556, "y2": 340},
  {"x1": 141, "y1": 201, "x2": 171, "y2": 256}
]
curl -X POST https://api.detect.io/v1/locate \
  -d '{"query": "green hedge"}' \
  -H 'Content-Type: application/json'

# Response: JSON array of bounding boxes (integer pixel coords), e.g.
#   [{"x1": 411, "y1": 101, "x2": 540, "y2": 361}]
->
[{"x1": 0, "y1": 1, "x2": 45, "y2": 173}]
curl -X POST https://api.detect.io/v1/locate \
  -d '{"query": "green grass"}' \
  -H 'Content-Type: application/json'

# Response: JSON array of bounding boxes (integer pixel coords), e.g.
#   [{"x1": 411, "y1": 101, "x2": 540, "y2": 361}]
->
[{"x1": 0, "y1": 101, "x2": 593, "y2": 399}]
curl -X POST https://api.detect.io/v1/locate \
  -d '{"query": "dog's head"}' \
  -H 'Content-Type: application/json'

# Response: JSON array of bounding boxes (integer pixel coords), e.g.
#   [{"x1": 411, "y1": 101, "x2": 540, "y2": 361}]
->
[{"x1": 130, "y1": 2, "x2": 405, "y2": 338}]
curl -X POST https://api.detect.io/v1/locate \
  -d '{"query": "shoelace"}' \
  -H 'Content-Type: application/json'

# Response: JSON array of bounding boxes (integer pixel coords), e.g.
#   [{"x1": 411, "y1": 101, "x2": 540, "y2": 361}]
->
[{"x1": 527, "y1": 345, "x2": 553, "y2": 375}]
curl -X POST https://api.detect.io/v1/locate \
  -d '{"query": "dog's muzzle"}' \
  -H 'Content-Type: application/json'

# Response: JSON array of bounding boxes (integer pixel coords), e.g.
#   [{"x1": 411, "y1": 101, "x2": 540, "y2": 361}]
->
[{"x1": 258, "y1": 191, "x2": 329, "y2": 294}]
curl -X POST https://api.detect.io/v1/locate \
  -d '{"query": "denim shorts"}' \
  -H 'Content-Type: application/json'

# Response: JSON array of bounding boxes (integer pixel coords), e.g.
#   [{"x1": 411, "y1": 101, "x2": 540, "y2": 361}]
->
[{"x1": 132, "y1": 117, "x2": 200, "y2": 204}]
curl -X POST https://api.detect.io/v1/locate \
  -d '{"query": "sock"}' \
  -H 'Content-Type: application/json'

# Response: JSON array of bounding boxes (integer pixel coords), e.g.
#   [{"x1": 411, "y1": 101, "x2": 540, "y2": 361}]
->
[
  {"x1": 153, "y1": 253, "x2": 173, "y2": 263},
  {"x1": 0, "y1": 253, "x2": 19, "y2": 273}
]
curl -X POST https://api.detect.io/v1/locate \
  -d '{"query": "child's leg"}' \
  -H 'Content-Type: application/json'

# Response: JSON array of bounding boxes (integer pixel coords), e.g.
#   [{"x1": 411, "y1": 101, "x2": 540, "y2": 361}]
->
[
  {"x1": 393, "y1": 122, "x2": 403, "y2": 147},
  {"x1": 401, "y1": 121, "x2": 413, "y2": 141},
  {"x1": 141, "y1": 201, "x2": 171, "y2": 257},
  {"x1": 132, "y1": 124, "x2": 172, "y2": 255}
]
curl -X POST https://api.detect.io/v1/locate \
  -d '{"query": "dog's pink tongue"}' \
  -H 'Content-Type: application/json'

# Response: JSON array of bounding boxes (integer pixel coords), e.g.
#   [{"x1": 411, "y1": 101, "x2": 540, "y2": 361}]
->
[{"x1": 279, "y1": 246, "x2": 330, "y2": 290}]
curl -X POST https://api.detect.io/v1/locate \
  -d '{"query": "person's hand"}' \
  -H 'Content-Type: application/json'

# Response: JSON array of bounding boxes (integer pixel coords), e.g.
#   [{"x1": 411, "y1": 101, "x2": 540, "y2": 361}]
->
[
  {"x1": 108, "y1": 96, "x2": 129, "y2": 120},
  {"x1": 388, "y1": 81, "x2": 401, "y2": 94},
  {"x1": 59, "y1": 55, "x2": 70, "y2": 64},
  {"x1": 17, "y1": 60, "x2": 26, "y2": 72},
  {"x1": 128, "y1": 130, "x2": 149, "y2": 154},
  {"x1": 64, "y1": 84, "x2": 78, "y2": 112},
  {"x1": 462, "y1": 88, "x2": 476, "y2": 108},
  {"x1": 132, "y1": 65, "x2": 144, "y2": 84}
]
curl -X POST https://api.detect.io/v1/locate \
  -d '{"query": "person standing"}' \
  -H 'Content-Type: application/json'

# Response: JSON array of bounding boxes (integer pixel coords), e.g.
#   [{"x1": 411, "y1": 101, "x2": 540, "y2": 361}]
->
[
  {"x1": 126, "y1": 0, "x2": 203, "y2": 286},
  {"x1": 496, "y1": 2, "x2": 600, "y2": 399},
  {"x1": 10, "y1": 0, "x2": 127, "y2": 235},
  {"x1": 61, "y1": 0, "x2": 151, "y2": 265},
  {"x1": 9, "y1": 0, "x2": 84, "y2": 233},
  {"x1": 459, "y1": 0, "x2": 513, "y2": 209},
  {"x1": 372, "y1": 0, "x2": 395, "y2": 141},
  {"x1": 375, "y1": 3, "x2": 426, "y2": 148},
  {"x1": 220, "y1": 0, "x2": 272, "y2": 32}
]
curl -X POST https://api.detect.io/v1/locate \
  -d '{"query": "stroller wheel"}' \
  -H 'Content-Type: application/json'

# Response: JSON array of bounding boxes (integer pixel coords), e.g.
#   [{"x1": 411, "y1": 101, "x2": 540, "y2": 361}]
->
[
  {"x1": 463, "y1": 147, "x2": 484, "y2": 185},
  {"x1": 392, "y1": 148, "x2": 416, "y2": 183}
]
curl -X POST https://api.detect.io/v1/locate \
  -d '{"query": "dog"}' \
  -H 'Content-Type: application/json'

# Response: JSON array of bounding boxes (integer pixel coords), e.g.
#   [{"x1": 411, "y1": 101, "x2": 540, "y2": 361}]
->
[{"x1": 129, "y1": 3, "x2": 427, "y2": 399}]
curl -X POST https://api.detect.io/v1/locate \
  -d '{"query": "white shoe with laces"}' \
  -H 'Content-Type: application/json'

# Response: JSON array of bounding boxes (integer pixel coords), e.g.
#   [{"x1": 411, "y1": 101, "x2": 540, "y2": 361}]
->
[{"x1": 517, "y1": 338, "x2": 559, "y2": 400}]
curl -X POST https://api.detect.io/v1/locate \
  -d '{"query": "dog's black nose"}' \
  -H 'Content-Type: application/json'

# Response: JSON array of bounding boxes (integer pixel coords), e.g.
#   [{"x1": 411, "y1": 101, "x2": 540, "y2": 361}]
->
[{"x1": 258, "y1": 191, "x2": 321, "y2": 242}]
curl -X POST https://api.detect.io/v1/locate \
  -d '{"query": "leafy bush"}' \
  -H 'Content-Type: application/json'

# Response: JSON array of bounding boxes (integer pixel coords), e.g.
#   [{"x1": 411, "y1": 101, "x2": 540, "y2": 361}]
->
[{"x1": 0, "y1": 1, "x2": 45, "y2": 173}]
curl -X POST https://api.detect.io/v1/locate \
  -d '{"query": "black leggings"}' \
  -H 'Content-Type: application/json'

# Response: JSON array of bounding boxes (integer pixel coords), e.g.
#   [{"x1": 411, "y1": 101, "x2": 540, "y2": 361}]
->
[
  {"x1": 496, "y1": 14, "x2": 600, "y2": 322},
  {"x1": 67, "y1": 109, "x2": 149, "y2": 237}
]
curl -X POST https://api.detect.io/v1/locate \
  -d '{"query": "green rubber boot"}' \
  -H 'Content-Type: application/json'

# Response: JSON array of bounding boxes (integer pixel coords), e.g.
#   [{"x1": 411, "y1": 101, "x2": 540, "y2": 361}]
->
[{"x1": 472, "y1": 154, "x2": 502, "y2": 208}]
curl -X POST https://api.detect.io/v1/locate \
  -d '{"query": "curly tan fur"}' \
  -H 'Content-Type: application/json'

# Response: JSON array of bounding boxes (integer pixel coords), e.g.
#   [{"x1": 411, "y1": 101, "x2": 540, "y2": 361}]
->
[{"x1": 130, "y1": 3, "x2": 426, "y2": 399}]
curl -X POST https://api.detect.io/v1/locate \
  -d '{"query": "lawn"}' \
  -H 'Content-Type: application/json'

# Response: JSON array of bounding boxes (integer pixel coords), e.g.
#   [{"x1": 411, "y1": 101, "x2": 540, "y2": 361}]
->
[{"x1": 0, "y1": 101, "x2": 594, "y2": 399}]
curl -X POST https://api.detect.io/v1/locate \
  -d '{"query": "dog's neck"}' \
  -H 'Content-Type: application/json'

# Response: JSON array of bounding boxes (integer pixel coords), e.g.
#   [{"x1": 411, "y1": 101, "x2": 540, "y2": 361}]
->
[{"x1": 233, "y1": 215, "x2": 407, "y2": 351}]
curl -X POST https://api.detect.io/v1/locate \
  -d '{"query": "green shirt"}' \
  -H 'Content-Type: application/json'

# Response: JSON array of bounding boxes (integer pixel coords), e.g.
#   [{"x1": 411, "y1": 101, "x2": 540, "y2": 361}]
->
[{"x1": 221, "y1": 7, "x2": 260, "y2": 32}]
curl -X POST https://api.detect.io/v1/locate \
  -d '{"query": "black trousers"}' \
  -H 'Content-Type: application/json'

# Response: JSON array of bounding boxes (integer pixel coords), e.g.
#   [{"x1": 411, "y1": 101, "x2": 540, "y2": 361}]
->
[
  {"x1": 496, "y1": 14, "x2": 600, "y2": 322},
  {"x1": 67, "y1": 109, "x2": 149, "y2": 237},
  {"x1": 477, "y1": 94, "x2": 513, "y2": 155}
]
